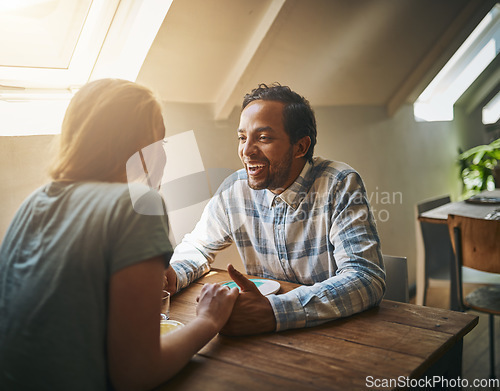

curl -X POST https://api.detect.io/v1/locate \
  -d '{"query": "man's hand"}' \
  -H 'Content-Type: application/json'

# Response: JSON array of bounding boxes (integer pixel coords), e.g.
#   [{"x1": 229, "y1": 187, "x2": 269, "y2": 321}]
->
[
  {"x1": 164, "y1": 266, "x2": 178, "y2": 295},
  {"x1": 220, "y1": 264, "x2": 276, "y2": 336}
]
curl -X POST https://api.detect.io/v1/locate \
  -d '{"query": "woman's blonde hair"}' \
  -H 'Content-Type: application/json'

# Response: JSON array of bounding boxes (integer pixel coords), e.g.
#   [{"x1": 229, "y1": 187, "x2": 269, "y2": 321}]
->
[{"x1": 50, "y1": 79, "x2": 164, "y2": 182}]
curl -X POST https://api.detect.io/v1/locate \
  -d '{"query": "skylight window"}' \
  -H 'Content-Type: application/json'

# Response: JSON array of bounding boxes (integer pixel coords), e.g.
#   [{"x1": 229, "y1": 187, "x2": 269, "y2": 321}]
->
[
  {"x1": 414, "y1": 4, "x2": 500, "y2": 122},
  {"x1": 0, "y1": 0, "x2": 118, "y2": 92},
  {"x1": 0, "y1": 0, "x2": 91, "y2": 69},
  {"x1": 0, "y1": 0, "x2": 172, "y2": 136},
  {"x1": 482, "y1": 91, "x2": 500, "y2": 125}
]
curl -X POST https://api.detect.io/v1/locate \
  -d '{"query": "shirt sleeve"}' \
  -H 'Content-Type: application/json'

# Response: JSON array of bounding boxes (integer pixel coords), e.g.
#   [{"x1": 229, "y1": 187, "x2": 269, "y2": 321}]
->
[
  {"x1": 109, "y1": 188, "x2": 173, "y2": 274},
  {"x1": 170, "y1": 191, "x2": 234, "y2": 291},
  {"x1": 267, "y1": 171, "x2": 386, "y2": 331}
]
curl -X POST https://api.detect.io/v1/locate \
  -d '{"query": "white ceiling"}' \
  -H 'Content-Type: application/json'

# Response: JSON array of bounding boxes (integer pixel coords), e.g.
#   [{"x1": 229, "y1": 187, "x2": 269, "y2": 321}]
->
[{"x1": 138, "y1": 0, "x2": 496, "y2": 119}]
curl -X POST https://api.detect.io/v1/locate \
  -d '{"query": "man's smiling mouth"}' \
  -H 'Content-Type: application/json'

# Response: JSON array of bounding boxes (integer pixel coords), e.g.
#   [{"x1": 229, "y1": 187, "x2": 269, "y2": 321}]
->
[{"x1": 247, "y1": 163, "x2": 266, "y2": 175}]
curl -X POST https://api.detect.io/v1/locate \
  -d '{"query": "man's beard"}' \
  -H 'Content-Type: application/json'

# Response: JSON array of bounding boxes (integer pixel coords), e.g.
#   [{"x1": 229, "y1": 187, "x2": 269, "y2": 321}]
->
[{"x1": 247, "y1": 147, "x2": 294, "y2": 192}]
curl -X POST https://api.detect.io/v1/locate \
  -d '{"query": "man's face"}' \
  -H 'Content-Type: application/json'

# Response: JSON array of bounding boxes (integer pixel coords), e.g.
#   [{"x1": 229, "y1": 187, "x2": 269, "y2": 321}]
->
[{"x1": 237, "y1": 100, "x2": 296, "y2": 194}]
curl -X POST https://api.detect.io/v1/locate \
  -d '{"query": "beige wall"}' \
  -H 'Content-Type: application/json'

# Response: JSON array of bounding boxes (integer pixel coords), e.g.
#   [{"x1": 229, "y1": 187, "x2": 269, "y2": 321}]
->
[
  {"x1": 0, "y1": 100, "x2": 484, "y2": 287},
  {"x1": 0, "y1": 135, "x2": 56, "y2": 242},
  {"x1": 314, "y1": 104, "x2": 462, "y2": 287}
]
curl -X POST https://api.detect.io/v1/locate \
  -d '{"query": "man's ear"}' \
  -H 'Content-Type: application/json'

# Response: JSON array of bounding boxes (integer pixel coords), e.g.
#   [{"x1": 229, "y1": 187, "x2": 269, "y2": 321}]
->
[{"x1": 293, "y1": 136, "x2": 311, "y2": 159}]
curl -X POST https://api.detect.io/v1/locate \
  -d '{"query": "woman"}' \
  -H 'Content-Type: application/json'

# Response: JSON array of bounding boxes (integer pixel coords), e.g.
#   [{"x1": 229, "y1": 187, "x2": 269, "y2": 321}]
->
[{"x1": 0, "y1": 79, "x2": 238, "y2": 391}]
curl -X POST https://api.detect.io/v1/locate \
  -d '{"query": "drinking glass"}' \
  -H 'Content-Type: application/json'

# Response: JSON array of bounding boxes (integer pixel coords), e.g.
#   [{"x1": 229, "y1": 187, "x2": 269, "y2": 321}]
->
[{"x1": 161, "y1": 290, "x2": 170, "y2": 321}]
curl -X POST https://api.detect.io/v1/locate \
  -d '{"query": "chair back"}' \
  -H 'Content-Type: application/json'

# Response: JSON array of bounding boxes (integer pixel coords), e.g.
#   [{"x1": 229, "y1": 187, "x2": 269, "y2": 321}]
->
[
  {"x1": 447, "y1": 214, "x2": 500, "y2": 274},
  {"x1": 383, "y1": 255, "x2": 409, "y2": 303},
  {"x1": 417, "y1": 196, "x2": 454, "y2": 276},
  {"x1": 417, "y1": 195, "x2": 451, "y2": 214}
]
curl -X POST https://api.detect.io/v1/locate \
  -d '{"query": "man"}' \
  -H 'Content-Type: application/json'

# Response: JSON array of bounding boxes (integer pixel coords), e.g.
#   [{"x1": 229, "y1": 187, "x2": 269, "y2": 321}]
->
[{"x1": 165, "y1": 83, "x2": 385, "y2": 335}]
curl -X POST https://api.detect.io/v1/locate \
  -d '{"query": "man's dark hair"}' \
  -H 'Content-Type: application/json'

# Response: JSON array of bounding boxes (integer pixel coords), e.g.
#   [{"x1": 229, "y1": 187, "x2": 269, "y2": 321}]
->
[{"x1": 242, "y1": 83, "x2": 317, "y2": 162}]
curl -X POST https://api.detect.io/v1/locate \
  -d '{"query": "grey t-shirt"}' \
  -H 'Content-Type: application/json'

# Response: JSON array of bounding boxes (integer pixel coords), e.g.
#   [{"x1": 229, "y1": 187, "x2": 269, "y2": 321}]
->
[{"x1": 0, "y1": 182, "x2": 172, "y2": 390}]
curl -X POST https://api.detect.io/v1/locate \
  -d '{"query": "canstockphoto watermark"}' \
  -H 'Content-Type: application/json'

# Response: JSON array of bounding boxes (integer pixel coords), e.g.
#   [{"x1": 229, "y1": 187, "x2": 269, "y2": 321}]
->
[
  {"x1": 342, "y1": 188, "x2": 403, "y2": 223},
  {"x1": 125, "y1": 136, "x2": 236, "y2": 216},
  {"x1": 366, "y1": 187, "x2": 403, "y2": 223},
  {"x1": 366, "y1": 375, "x2": 500, "y2": 389}
]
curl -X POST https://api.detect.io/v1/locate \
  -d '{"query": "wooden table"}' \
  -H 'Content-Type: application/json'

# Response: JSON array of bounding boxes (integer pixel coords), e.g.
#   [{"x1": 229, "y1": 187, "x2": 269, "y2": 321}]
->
[
  {"x1": 156, "y1": 269, "x2": 478, "y2": 391},
  {"x1": 418, "y1": 189, "x2": 500, "y2": 224}
]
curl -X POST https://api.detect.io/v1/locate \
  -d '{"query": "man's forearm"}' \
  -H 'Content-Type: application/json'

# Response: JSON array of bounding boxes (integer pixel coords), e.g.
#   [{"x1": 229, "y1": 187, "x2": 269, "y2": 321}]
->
[
  {"x1": 268, "y1": 270, "x2": 385, "y2": 331},
  {"x1": 170, "y1": 259, "x2": 211, "y2": 291}
]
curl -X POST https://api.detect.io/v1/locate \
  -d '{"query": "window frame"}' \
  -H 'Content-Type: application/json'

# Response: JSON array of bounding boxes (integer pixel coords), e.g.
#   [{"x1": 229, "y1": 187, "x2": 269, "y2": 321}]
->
[
  {"x1": 0, "y1": 0, "x2": 173, "y2": 136},
  {"x1": 414, "y1": 4, "x2": 500, "y2": 122}
]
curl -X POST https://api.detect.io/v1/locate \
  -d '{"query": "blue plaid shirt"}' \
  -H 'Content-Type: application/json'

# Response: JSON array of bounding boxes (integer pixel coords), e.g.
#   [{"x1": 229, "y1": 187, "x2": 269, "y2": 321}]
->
[{"x1": 171, "y1": 157, "x2": 385, "y2": 331}]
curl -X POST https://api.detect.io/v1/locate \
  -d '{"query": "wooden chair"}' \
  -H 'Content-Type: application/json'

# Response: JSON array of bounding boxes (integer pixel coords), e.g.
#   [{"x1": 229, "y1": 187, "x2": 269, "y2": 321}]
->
[
  {"x1": 416, "y1": 195, "x2": 453, "y2": 306},
  {"x1": 447, "y1": 214, "x2": 500, "y2": 379},
  {"x1": 383, "y1": 255, "x2": 409, "y2": 303}
]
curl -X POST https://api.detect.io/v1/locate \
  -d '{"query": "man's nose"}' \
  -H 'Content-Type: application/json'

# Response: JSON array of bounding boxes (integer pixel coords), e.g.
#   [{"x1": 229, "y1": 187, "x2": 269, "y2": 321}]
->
[{"x1": 241, "y1": 139, "x2": 257, "y2": 157}]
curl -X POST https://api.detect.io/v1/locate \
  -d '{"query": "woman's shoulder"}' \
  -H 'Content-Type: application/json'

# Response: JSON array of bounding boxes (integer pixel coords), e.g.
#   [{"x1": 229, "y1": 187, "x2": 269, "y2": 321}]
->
[{"x1": 75, "y1": 182, "x2": 167, "y2": 217}]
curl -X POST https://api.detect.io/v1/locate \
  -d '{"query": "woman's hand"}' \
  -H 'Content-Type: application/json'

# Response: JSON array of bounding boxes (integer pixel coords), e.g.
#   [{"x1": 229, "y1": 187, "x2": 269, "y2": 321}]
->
[
  {"x1": 196, "y1": 283, "x2": 239, "y2": 332},
  {"x1": 163, "y1": 265, "x2": 177, "y2": 295}
]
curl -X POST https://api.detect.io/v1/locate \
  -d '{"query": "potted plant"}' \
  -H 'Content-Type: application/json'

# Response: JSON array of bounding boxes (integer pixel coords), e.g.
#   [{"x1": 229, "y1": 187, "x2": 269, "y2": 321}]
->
[{"x1": 458, "y1": 138, "x2": 500, "y2": 199}]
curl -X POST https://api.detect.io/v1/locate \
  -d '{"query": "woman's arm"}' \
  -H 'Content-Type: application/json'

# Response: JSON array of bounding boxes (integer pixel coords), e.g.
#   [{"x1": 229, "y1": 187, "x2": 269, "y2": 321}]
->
[{"x1": 107, "y1": 257, "x2": 238, "y2": 391}]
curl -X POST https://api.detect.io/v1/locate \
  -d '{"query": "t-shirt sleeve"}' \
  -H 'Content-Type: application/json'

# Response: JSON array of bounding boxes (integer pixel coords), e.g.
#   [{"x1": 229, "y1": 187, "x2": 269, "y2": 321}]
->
[{"x1": 108, "y1": 188, "x2": 173, "y2": 274}]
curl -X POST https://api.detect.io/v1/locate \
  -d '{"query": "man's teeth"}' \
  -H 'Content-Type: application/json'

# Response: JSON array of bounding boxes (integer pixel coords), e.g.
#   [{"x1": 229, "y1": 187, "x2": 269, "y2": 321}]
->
[{"x1": 249, "y1": 165, "x2": 265, "y2": 171}]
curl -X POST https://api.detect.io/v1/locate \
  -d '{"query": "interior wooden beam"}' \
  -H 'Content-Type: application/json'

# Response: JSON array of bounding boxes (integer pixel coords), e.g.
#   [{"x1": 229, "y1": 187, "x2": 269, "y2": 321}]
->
[{"x1": 214, "y1": 0, "x2": 287, "y2": 120}]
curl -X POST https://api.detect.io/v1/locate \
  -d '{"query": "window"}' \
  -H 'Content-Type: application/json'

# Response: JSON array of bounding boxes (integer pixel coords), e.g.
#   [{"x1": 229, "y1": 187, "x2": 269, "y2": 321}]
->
[
  {"x1": 0, "y1": 0, "x2": 172, "y2": 136},
  {"x1": 482, "y1": 91, "x2": 500, "y2": 125},
  {"x1": 414, "y1": 4, "x2": 500, "y2": 122}
]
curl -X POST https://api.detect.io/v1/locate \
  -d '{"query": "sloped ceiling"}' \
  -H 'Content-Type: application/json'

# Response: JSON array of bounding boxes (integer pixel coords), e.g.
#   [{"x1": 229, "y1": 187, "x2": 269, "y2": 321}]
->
[{"x1": 138, "y1": 0, "x2": 496, "y2": 119}]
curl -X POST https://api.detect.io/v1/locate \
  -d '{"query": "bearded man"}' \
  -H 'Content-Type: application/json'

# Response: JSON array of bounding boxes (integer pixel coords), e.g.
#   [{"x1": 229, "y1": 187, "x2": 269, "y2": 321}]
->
[{"x1": 165, "y1": 83, "x2": 385, "y2": 335}]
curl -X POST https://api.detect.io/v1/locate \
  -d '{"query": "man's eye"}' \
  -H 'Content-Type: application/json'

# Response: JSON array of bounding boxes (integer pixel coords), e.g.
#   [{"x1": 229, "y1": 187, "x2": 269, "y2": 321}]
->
[
  {"x1": 238, "y1": 136, "x2": 246, "y2": 142},
  {"x1": 260, "y1": 136, "x2": 270, "y2": 141}
]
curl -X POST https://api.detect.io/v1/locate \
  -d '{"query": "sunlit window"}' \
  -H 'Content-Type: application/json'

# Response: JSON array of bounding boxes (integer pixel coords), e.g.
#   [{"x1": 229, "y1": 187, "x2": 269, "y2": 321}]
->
[
  {"x1": 482, "y1": 91, "x2": 500, "y2": 125},
  {"x1": 414, "y1": 4, "x2": 500, "y2": 122},
  {"x1": 0, "y1": 0, "x2": 91, "y2": 69},
  {"x1": 0, "y1": 0, "x2": 172, "y2": 136}
]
